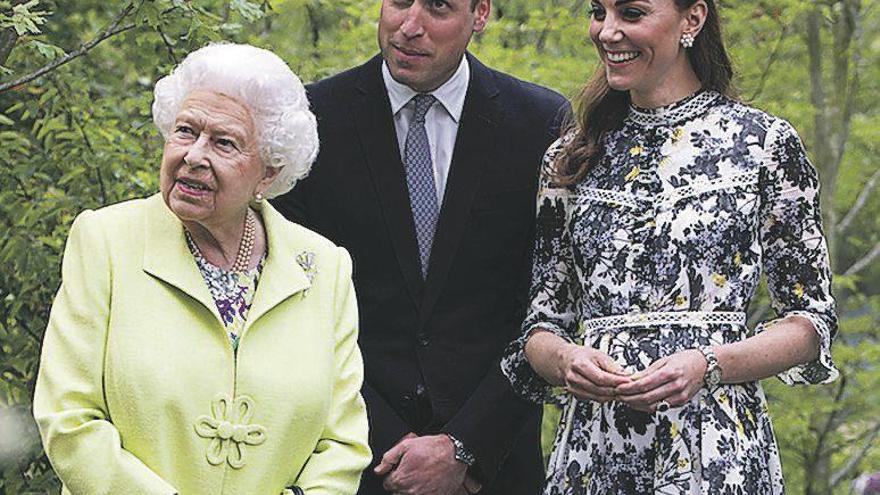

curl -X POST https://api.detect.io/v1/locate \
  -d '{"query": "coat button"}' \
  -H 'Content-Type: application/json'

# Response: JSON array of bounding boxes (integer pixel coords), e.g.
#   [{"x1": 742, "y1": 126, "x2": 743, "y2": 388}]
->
[{"x1": 418, "y1": 333, "x2": 430, "y2": 347}]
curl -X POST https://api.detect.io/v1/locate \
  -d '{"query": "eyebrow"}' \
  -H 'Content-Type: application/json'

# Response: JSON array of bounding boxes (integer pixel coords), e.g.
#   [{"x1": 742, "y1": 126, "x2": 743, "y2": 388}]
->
[
  {"x1": 591, "y1": 0, "x2": 640, "y2": 6},
  {"x1": 213, "y1": 125, "x2": 248, "y2": 142},
  {"x1": 174, "y1": 112, "x2": 248, "y2": 140}
]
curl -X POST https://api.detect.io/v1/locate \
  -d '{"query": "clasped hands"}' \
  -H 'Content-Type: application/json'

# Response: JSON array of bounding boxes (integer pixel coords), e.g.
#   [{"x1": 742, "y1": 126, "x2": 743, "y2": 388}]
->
[
  {"x1": 374, "y1": 433, "x2": 481, "y2": 495},
  {"x1": 559, "y1": 345, "x2": 709, "y2": 412}
]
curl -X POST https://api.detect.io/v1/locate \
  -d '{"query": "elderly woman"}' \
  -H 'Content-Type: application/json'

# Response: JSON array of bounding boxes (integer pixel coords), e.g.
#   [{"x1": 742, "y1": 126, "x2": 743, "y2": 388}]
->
[
  {"x1": 33, "y1": 43, "x2": 370, "y2": 494},
  {"x1": 502, "y1": 0, "x2": 838, "y2": 493}
]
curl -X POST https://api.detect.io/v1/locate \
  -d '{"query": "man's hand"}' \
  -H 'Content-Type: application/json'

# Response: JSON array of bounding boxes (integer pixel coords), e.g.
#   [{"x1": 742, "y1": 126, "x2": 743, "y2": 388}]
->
[{"x1": 374, "y1": 434, "x2": 468, "y2": 495}]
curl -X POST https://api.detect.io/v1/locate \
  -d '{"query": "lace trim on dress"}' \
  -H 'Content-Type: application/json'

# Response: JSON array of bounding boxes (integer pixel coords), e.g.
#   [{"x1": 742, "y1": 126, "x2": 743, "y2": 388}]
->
[
  {"x1": 660, "y1": 170, "x2": 758, "y2": 204},
  {"x1": 628, "y1": 90, "x2": 721, "y2": 127},
  {"x1": 567, "y1": 170, "x2": 759, "y2": 209},
  {"x1": 580, "y1": 311, "x2": 746, "y2": 333},
  {"x1": 578, "y1": 187, "x2": 643, "y2": 209}
]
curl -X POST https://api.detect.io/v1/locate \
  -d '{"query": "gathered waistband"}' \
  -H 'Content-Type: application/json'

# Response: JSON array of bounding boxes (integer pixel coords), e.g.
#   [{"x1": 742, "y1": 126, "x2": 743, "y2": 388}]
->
[{"x1": 581, "y1": 311, "x2": 746, "y2": 333}]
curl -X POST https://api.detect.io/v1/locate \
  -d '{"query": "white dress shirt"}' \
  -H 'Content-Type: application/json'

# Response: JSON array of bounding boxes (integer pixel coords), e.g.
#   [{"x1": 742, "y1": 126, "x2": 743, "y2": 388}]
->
[{"x1": 382, "y1": 56, "x2": 470, "y2": 204}]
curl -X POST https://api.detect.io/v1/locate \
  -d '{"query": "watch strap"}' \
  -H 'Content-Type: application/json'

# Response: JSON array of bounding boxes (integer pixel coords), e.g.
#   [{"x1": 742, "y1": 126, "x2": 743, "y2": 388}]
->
[
  {"x1": 698, "y1": 345, "x2": 721, "y2": 388},
  {"x1": 445, "y1": 433, "x2": 476, "y2": 466}
]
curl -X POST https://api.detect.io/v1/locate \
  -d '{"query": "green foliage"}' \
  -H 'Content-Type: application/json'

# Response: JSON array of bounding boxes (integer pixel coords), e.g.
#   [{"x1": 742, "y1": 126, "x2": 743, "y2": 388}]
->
[
  {"x1": 0, "y1": 0, "x2": 877, "y2": 493},
  {"x1": 0, "y1": 0, "x2": 50, "y2": 36}
]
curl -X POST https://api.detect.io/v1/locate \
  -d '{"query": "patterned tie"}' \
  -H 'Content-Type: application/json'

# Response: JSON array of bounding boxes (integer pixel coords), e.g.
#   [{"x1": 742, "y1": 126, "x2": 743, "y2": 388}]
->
[{"x1": 404, "y1": 94, "x2": 439, "y2": 278}]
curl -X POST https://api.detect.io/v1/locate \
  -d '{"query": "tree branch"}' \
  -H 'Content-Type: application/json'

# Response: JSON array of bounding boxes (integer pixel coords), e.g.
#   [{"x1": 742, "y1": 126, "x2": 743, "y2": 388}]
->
[
  {"x1": 831, "y1": 0, "x2": 862, "y2": 173},
  {"x1": 0, "y1": 2, "x2": 140, "y2": 93},
  {"x1": 837, "y1": 167, "x2": 880, "y2": 233},
  {"x1": 49, "y1": 77, "x2": 108, "y2": 204},
  {"x1": 748, "y1": 23, "x2": 790, "y2": 101},
  {"x1": 830, "y1": 419, "x2": 880, "y2": 488},
  {"x1": 156, "y1": 24, "x2": 178, "y2": 64},
  {"x1": 810, "y1": 376, "x2": 848, "y2": 464},
  {"x1": 843, "y1": 241, "x2": 880, "y2": 277}
]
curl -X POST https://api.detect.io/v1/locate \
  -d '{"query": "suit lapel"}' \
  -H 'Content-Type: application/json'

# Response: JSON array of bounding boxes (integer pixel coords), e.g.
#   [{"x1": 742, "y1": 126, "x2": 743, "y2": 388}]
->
[
  {"x1": 420, "y1": 55, "x2": 500, "y2": 325},
  {"x1": 353, "y1": 56, "x2": 424, "y2": 305}
]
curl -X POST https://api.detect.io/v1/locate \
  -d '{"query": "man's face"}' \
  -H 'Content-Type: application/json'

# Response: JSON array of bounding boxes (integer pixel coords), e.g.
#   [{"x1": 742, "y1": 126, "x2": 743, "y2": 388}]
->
[{"x1": 378, "y1": 0, "x2": 491, "y2": 92}]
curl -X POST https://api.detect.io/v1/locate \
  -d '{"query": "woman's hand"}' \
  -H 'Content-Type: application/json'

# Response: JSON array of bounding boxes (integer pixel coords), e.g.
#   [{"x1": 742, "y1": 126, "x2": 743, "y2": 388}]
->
[
  {"x1": 614, "y1": 349, "x2": 708, "y2": 412},
  {"x1": 559, "y1": 344, "x2": 631, "y2": 402}
]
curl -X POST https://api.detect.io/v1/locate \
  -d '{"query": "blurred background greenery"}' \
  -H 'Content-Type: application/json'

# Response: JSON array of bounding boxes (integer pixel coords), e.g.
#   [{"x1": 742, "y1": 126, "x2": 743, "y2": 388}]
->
[{"x1": 0, "y1": 0, "x2": 877, "y2": 493}]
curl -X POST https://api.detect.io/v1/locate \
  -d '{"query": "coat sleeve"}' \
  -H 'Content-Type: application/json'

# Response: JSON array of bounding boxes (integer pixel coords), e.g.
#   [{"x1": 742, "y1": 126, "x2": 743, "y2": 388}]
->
[
  {"x1": 294, "y1": 247, "x2": 372, "y2": 493},
  {"x1": 32, "y1": 210, "x2": 178, "y2": 495},
  {"x1": 755, "y1": 118, "x2": 839, "y2": 385}
]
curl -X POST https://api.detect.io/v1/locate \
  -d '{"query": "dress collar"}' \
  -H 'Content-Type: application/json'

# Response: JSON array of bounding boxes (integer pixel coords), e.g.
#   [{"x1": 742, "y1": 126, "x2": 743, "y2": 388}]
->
[
  {"x1": 627, "y1": 90, "x2": 721, "y2": 127},
  {"x1": 382, "y1": 55, "x2": 470, "y2": 123}
]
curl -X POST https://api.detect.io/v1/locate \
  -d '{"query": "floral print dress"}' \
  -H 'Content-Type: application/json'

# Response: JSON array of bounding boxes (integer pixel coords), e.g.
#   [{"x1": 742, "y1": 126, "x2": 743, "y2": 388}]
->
[
  {"x1": 501, "y1": 91, "x2": 838, "y2": 494},
  {"x1": 186, "y1": 233, "x2": 265, "y2": 352}
]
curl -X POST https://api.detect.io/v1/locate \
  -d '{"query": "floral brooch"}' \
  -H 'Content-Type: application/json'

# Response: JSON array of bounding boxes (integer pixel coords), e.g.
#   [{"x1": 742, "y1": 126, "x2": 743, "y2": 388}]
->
[{"x1": 296, "y1": 251, "x2": 317, "y2": 296}]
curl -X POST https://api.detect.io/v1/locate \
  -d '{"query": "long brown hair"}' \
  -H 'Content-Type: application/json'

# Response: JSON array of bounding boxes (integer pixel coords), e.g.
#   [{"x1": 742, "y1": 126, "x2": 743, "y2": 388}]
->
[{"x1": 554, "y1": 0, "x2": 734, "y2": 186}]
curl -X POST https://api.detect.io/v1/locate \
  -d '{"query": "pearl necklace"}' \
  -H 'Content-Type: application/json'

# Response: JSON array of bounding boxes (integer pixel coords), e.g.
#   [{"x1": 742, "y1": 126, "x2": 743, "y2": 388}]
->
[
  {"x1": 231, "y1": 208, "x2": 257, "y2": 272},
  {"x1": 185, "y1": 208, "x2": 257, "y2": 272}
]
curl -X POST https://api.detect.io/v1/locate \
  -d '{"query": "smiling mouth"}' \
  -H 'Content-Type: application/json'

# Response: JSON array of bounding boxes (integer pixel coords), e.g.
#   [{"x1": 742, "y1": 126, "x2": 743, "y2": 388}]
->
[
  {"x1": 391, "y1": 43, "x2": 429, "y2": 58},
  {"x1": 606, "y1": 51, "x2": 641, "y2": 63}
]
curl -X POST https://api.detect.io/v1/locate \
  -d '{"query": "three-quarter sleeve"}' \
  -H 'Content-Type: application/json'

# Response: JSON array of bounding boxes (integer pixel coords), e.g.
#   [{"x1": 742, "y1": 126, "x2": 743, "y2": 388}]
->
[
  {"x1": 756, "y1": 118, "x2": 839, "y2": 385},
  {"x1": 32, "y1": 211, "x2": 178, "y2": 494},
  {"x1": 293, "y1": 247, "x2": 371, "y2": 493},
  {"x1": 501, "y1": 140, "x2": 582, "y2": 404}
]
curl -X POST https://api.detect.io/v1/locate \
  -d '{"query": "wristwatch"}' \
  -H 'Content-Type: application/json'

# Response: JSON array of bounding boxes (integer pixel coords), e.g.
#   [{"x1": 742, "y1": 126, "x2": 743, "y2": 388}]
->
[
  {"x1": 446, "y1": 434, "x2": 476, "y2": 466},
  {"x1": 699, "y1": 346, "x2": 722, "y2": 389}
]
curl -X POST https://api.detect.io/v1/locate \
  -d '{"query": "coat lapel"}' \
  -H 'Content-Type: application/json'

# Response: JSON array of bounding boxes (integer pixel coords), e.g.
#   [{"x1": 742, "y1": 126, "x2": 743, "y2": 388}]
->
[
  {"x1": 244, "y1": 201, "x2": 311, "y2": 328},
  {"x1": 419, "y1": 55, "x2": 500, "y2": 325},
  {"x1": 141, "y1": 194, "x2": 311, "y2": 332},
  {"x1": 353, "y1": 55, "x2": 424, "y2": 306},
  {"x1": 142, "y1": 194, "x2": 223, "y2": 326}
]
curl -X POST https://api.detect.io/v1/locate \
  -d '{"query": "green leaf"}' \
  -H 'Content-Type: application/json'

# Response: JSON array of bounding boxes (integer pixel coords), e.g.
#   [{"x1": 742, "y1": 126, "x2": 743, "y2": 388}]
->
[
  {"x1": 29, "y1": 40, "x2": 66, "y2": 61},
  {"x1": 1, "y1": 0, "x2": 49, "y2": 36},
  {"x1": 229, "y1": 0, "x2": 264, "y2": 22}
]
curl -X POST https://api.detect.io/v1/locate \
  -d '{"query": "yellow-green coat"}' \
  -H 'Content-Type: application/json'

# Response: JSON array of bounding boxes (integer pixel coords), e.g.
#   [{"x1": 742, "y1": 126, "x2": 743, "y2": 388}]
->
[{"x1": 33, "y1": 194, "x2": 371, "y2": 494}]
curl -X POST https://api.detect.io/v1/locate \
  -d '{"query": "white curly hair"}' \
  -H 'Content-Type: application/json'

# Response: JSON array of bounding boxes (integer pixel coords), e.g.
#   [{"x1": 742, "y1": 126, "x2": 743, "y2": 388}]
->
[{"x1": 152, "y1": 43, "x2": 318, "y2": 198}]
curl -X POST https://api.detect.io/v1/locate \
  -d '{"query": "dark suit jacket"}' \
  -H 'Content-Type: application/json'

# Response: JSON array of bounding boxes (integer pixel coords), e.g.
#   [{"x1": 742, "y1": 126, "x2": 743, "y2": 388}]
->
[{"x1": 273, "y1": 53, "x2": 567, "y2": 494}]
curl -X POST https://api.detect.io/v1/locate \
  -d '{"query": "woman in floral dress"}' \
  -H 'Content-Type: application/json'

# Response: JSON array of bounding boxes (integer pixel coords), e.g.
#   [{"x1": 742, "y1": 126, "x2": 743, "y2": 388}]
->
[{"x1": 501, "y1": 0, "x2": 838, "y2": 493}]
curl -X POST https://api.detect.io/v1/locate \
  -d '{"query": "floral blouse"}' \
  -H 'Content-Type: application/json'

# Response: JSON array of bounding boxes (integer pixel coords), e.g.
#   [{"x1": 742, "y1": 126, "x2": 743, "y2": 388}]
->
[
  {"x1": 501, "y1": 91, "x2": 838, "y2": 494},
  {"x1": 186, "y1": 234, "x2": 265, "y2": 352}
]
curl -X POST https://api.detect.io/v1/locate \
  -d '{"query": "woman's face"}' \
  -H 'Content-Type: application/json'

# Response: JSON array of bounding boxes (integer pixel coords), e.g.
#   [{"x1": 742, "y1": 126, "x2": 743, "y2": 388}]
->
[
  {"x1": 159, "y1": 90, "x2": 278, "y2": 229},
  {"x1": 588, "y1": 0, "x2": 699, "y2": 103}
]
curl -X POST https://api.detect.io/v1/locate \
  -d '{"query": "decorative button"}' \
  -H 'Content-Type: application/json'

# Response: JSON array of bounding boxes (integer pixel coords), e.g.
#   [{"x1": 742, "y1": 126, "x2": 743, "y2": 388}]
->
[
  {"x1": 195, "y1": 394, "x2": 267, "y2": 469},
  {"x1": 418, "y1": 333, "x2": 430, "y2": 347}
]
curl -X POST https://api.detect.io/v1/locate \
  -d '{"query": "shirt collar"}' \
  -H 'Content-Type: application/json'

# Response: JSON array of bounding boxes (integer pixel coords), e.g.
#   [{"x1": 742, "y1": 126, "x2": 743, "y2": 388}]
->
[{"x1": 382, "y1": 55, "x2": 470, "y2": 123}]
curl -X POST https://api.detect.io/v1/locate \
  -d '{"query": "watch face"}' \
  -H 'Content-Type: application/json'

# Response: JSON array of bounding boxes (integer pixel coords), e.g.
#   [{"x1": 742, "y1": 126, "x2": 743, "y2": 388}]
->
[{"x1": 708, "y1": 367, "x2": 722, "y2": 386}]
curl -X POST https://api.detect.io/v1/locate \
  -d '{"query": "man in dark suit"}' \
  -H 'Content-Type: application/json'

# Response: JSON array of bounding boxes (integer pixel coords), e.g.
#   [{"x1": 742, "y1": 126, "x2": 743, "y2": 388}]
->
[{"x1": 273, "y1": 0, "x2": 567, "y2": 493}]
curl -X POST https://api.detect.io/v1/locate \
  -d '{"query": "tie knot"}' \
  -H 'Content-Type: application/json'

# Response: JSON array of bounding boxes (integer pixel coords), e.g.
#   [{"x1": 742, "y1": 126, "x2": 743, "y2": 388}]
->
[{"x1": 411, "y1": 94, "x2": 436, "y2": 123}]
